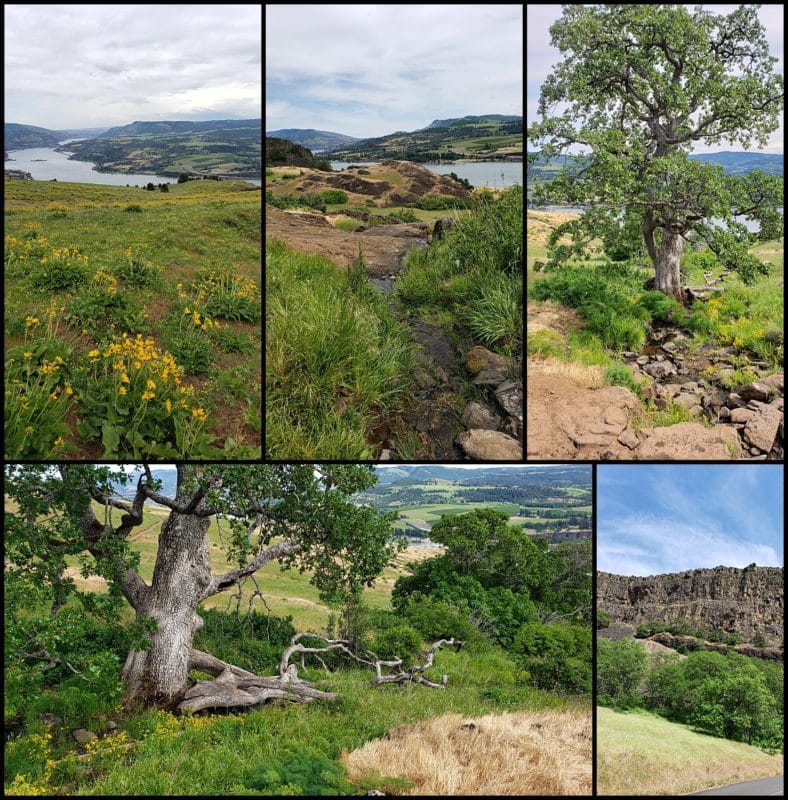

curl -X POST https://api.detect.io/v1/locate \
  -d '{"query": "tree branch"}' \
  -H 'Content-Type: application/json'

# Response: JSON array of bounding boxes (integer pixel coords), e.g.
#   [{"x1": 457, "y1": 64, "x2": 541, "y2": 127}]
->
[{"x1": 205, "y1": 539, "x2": 303, "y2": 598}]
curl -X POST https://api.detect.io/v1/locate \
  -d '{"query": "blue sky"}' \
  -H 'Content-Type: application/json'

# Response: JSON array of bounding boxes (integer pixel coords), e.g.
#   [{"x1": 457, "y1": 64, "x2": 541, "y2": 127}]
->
[
  {"x1": 266, "y1": 4, "x2": 523, "y2": 138},
  {"x1": 527, "y1": 4, "x2": 784, "y2": 155},
  {"x1": 597, "y1": 465, "x2": 784, "y2": 576}
]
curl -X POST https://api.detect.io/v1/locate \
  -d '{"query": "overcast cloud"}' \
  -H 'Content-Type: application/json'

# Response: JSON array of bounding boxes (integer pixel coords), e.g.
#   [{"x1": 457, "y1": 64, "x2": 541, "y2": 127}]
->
[
  {"x1": 266, "y1": 4, "x2": 523, "y2": 138},
  {"x1": 527, "y1": 4, "x2": 784, "y2": 154},
  {"x1": 4, "y1": 4, "x2": 261, "y2": 129}
]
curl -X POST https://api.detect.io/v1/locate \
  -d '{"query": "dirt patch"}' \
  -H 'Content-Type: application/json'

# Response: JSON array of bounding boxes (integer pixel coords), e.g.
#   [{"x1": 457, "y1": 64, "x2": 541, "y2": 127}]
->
[
  {"x1": 266, "y1": 206, "x2": 428, "y2": 276},
  {"x1": 527, "y1": 300, "x2": 583, "y2": 335}
]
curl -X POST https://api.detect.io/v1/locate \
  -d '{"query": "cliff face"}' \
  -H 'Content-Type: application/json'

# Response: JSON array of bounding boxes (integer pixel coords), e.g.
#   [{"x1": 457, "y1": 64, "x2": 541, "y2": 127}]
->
[
  {"x1": 597, "y1": 564, "x2": 783, "y2": 644},
  {"x1": 265, "y1": 137, "x2": 315, "y2": 167}
]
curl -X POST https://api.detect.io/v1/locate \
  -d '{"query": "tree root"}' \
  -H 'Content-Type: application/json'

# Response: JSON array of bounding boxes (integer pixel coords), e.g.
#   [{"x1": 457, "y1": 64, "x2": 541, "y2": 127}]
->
[{"x1": 179, "y1": 635, "x2": 462, "y2": 713}]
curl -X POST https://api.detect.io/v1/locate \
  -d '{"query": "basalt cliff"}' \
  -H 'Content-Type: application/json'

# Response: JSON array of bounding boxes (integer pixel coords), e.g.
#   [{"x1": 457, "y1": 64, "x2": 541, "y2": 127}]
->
[{"x1": 597, "y1": 564, "x2": 783, "y2": 645}]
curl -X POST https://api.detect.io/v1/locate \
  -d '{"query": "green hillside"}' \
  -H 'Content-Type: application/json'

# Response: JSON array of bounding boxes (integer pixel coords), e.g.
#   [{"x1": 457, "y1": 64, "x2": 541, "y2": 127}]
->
[
  {"x1": 61, "y1": 120, "x2": 261, "y2": 178},
  {"x1": 5, "y1": 122, "x2": 63, "y2": 151},
  {"x1": 327, "y1": 115, "x2": 522, "y2": 162},
  {"x1": 4, "y1": 178, "x2": 261, "y2": 459},
  {"x1": 598, "y1": 707, "x2": 783, "y2": 795}
]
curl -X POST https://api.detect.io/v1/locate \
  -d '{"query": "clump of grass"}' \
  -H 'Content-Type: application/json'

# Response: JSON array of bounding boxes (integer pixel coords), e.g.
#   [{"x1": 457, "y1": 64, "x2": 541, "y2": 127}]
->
[
  {"x1": 605, "y1": 364, "x2": 642, "y2": 396},
  {"x1": 266, "y1": 239, "x2": 412, "y2": 459}
]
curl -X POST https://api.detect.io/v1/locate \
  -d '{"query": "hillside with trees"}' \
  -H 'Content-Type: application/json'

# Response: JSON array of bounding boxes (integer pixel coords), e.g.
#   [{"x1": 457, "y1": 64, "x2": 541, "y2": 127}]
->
[{"x1": 4, "y1": 464, "x2": 591, "y2": 796}]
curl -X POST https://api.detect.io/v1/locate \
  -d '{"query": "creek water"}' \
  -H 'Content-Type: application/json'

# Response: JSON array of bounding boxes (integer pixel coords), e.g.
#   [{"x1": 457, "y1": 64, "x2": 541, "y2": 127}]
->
[{"x1": 330, "y1": 160, "x2": 523, "y2": 187}]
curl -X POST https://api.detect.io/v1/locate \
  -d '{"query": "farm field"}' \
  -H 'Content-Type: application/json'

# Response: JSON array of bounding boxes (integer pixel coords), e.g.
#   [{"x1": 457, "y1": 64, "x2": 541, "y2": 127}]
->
[
  {"x1": 597, "y1": 707, "x2": 783, "y2": 796},
  {"x1": 4, "y1": 178, "x2": 262, "y2": 459}
]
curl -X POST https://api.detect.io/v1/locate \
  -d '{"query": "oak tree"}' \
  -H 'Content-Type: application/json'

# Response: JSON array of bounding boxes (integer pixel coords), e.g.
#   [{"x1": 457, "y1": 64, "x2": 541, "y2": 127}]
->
[
  {"x1": 5, "y1": 464, "x2": 396, "y2": 711},
  {"x1": 529, "y1": 4, "x2": 784, "y2": 298}
]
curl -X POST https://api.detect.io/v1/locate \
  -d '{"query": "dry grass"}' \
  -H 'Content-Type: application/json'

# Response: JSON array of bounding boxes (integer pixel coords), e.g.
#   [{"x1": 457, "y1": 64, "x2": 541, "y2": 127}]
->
[
  {"x1": 342, "y1": 710, "x2": 592, "y2": 796},
  {"x1": 529, "y1": 357, "x2": 606, "y2": 389},
  {"x1": 526, "y1": 210, "x2": 579, "y2": 246},
  {"x1": 597, "y1": 707, "x2": 783, "y2": 796}
]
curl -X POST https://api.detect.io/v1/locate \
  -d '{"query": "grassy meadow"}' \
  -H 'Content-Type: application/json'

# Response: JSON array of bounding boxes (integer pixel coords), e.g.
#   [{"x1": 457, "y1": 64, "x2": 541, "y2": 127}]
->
[
  {"x1": 5, "y1": 500, "x2": 591, "y2": 796},
  {"x1": 4, "y1": 178, "x2": 261, "y2": 459},
  {"x1": 597, "y1": 707, "x2": 783, "y2": 796}
]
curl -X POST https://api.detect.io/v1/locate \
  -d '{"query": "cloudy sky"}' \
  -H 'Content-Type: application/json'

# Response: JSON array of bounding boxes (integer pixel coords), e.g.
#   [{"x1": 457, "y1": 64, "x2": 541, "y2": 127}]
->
[
  {"x1": 528, "y1": 4, "x2": 784, "y2": 154},
  {"x1": 597, "y1": 465, "x2": 784, "y2": 576},
  {"x1": 266, "y1": 4, "x2": 523, "y2": 138},
  {"x1": 4, "y1": 4, "x2": 261, "y2": 129}
]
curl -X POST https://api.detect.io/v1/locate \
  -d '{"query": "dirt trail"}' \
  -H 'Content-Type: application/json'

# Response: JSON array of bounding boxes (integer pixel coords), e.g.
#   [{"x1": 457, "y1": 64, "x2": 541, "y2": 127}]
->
[{"x1": 266, "y1": 206, "x2": 428, "y2": 275}]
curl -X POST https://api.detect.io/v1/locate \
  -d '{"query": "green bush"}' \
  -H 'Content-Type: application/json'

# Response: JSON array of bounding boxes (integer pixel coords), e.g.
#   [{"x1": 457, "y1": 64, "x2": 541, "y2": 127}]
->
[
  {"x1": 371, "y1": 625, "x2": 423, "y2": 668},
  {"x1": 319, "y1": 190, "x2": 348, "y2": 204},
  {"x1": 597, "y1": 638, "x2": 647, "y2": 707},
  {"x1": 596, "y1": 610, "x2": 612, "y2": 629},
  {"x1": 400, "y1": 596, "x2": 480, "y2": 643},
  {"x1": 638, "y1": 290, "x2": 683, "y2": 323},
  {"x1": 249, "y1": 747, "x2": 355, "y2": 796},
  {"x1": 605, "y1": 364, "x2": 641, "y2": 395}
]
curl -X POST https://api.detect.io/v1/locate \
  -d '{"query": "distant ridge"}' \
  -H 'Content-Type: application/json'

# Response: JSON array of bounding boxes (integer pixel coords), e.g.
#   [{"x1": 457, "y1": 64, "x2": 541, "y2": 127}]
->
[
  {"x1": 98, "y1": 119, "x2": 260, "y2": 139},
  {"x1": 5, "y1": 122, "x2": 63, "y2": 150},
  {"x1": 266, "y1": 128, "x2": 358, "y2": 150}
]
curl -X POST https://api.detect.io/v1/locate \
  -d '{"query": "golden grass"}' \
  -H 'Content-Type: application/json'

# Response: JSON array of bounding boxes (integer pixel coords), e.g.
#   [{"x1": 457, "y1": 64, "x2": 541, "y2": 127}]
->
[
  {"x1": 342, "y1": 710, "x2": 592, "y2": 796},
  {"x1": 529, "y1": 357, "x2": 606, "y2": 389},
  {"x1": 597, "y1": 707, "x2": 783, "y2": 796}
]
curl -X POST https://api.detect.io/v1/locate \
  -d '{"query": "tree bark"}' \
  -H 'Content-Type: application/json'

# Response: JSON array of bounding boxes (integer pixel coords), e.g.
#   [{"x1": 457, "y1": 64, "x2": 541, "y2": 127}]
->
[
  {"x1": 122, "y1": 511, "x2": 213, "y2": 706},
  {"x1": 642, "y1": 213, "x2": 685, "y2": 300}
]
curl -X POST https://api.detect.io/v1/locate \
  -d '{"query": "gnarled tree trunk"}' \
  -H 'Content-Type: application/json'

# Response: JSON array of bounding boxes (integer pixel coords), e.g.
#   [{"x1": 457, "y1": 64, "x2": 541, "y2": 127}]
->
[
  {"x1": 121, "y1": 511, "x2": 213, "y2": 706},
  {"x1": 643, "y1": 212, "x2": 685, "y2": 300}
]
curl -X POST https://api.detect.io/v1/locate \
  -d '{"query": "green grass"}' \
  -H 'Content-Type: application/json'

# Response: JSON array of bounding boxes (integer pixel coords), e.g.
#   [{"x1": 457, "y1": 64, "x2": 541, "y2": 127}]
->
[
  {"x1": 265, "y1": 239, "x2": 413, "y2": 459},
  {"x1": 598, "y1": 707, "x2": 783, "y2": 796},
  {"x1": 397, "y1": 502, "x2": 521, "y2": 523},
  {"x1": 4, "y1": 179, "x2": 261, "y2": 458}
]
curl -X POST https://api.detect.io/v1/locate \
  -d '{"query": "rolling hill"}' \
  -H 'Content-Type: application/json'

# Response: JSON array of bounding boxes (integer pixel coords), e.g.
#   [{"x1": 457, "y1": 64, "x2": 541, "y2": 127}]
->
[
  {"x1": 326, "y1": 115, "x2": 523, "y2": 162},
  {"x1": 60, "y1": 119, "x2": 261, "y2": 178},
  {"x1": 4, "y1": 122, "x2": 63, "y2": 151},
  {"x1": 266, "y1": 128, "x2": 359, "y2": 150}
]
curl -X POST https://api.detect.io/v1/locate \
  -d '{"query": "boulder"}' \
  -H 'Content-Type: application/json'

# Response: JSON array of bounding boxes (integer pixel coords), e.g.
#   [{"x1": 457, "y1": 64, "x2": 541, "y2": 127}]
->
[
  {"x1": 472, "y1": 369, "x2": 509, "y2": 387},
  {"x1": 464, "y1": 346, "x2": 513, "y2": 376},
  {"x1": 494, "y1": 381, "x2": 523, "y2": 419},
  {"x1": 617, "y1": 429, "x2": 640, "y2": 450},
  {"x1": 73, "y1": 729, "x2": 97, "y2": 745},
  {"x1": 762, "y1": 372, "x2": 784, "y2": 393},
  {"x1": 729, "y1": 408, "x2": 756, "y2": 423},
  {"x1": 461, "y1": 401, "x2": 501, "y2": 431},
  {"x1": 643, "y1": 361, "x2": 678, "y2": 380},
  {"x1": 456, "y1": 429, "x2": 521, "y2": 460},
  {"x1": 637, "y1": 422, "x2": 742, "y2": 459},
  {"x1": 737, "y1": 381, "x2": 772, "y2": 403},
  {"x1": 743, "y1": 402, "x2": 782, "y2": 452}
]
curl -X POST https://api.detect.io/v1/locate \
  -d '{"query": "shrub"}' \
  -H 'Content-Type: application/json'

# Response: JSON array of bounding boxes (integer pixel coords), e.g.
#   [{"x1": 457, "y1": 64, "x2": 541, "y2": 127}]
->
[
  {"x1": 597, "y1": 610, "x2": 612, "y2": 629},
  {"x1": 319, "y1": 189, "x2": 348, "y2": 204},
  {"x1": 371, "y1": 625, "x2": 423, "y2": 668},
  {"x1": 28, "y1": 246, "x2": 91, "y2": 292},
  {"x1": 605, "y1": 364, "x2": 641, "y2": 395},
  {"x1": 401, "y1": 596, "x2": 480, "y2": 643},
  {"x1": 113, "y1": 248, "x2": 160, "y2": 288},
  {"x1": 249, "y1": 748, "x2": 354, "y2": 795},
  {"x1": 597, "y1": 638, "x2": 647, "y2": 707},
  {"x1": 124, "y1": 204, "x2": 143, "y2": 213},
  {"x1": 194, "y1": 267, "x2": 261, "y2": 323},
  {"x1": 177, "y1": 172, "x2": 190, "y2": 183},
  {"x1": 638, "y1": 290, "x2": 684, "y2": 323}
]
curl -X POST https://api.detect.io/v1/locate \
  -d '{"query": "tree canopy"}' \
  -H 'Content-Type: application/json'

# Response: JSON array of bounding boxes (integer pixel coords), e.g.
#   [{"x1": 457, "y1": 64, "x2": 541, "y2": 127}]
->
[{"x1": 529, "y1": 4, "x2": 784, "y2": 296}]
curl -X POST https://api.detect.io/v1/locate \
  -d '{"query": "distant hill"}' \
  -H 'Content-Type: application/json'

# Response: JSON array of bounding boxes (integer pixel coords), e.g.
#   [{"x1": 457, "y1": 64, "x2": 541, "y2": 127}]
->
[
  {"x1": 687, "y1": 150, "x2": 783, "y2": 176},
  {"x1": 326, "y1": 115, "x2": 523, "y2": 162},
  {"x1": 528, "y1": 150, "x2": 783, "y2": 183},
  {"x1": 61, "y1": 119, "x2": 261, "y2": 178},
  {"x1": 266, "y1": 128, "x2": 358, "y2": 150},
  {"x1": 421, "y1": 114, "x2": 522, "y2": 131},
  {"x1": 5, "y1": 122, "x2": 63, "y2": 150},
  {"x1": 97, "y1": 119, "x2": 260, "y2": 139}
]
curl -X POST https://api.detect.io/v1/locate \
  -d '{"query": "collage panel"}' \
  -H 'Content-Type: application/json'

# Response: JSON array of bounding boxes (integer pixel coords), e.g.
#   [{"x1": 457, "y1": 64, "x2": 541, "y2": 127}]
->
[
  {"x1": 4, "y1": 5, "x2": 262, "y2": 462},
  {"x1": 595, "y1": 464, "x2": 784, "y2": 797},
  {"x1": 265, "y1": 4, "x2": 524, "y2": 462},
  {"x1": 526, "y1": 4, "x2": 784, "y2": 462},
  {"x1": 4, "y1": 461, "x2": 595, "y2": 796}
]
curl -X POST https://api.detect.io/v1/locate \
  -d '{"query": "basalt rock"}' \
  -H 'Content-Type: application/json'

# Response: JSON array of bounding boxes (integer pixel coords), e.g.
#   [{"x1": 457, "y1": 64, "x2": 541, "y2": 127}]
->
[{"x1": 597, "y1": 564, "x2": 783, "y2": 646}]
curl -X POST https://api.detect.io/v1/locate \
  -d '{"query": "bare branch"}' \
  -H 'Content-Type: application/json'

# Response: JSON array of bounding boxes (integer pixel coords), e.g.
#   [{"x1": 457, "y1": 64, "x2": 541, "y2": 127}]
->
[{"x1": 205, "y1": 539, "x2": 303, "y2": 598}]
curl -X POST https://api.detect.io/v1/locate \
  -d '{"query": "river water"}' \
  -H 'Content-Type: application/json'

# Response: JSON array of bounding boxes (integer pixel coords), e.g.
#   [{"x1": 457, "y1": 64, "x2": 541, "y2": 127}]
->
[
  {"x1": 6, "y1": 143, "x2": 262, "y2": 186},
  {"x1": 330, "y1": 160, "x2": 522, "y2": 188}
]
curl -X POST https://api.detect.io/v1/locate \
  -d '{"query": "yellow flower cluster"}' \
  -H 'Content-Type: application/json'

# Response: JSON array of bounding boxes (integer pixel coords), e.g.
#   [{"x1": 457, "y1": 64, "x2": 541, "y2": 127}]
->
[
  {"x1": 6, "y1": 772, "x2": 51, "y2": 795},
  {"x1": 95, "y1": 334, "x2": 183, "y2": 386},
  {"x1": 84, "y1": 730, "x2": 131, "y2": 760},
  {"x1": 183, "y1": 307, "x2": 221, "y2": 331},
  {"x1": 24, "y1": 316, "x2": 40, "y2": 328},
  {"x1": 92, "y1": 269, "x2": 118, "y2": 295},
  {"x1": 150, "y1": 710, "x2": 182, "y2": 742}
]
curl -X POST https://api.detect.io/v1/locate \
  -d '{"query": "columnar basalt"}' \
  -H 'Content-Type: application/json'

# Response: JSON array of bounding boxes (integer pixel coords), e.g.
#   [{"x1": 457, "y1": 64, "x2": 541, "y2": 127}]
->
[{"x1": 597, "y1": 564, "x2": 783, "y2": 645}]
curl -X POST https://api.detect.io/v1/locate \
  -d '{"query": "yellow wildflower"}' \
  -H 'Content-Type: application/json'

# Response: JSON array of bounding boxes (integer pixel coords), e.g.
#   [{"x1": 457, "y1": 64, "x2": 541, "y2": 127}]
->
[
  {"x1": 24, "y1": 316, "x2": 40, "y2": 327},
  {"x1": 141, "y1": 391, "x2": 155, "y2": 401},
  {"x1": 54, "y1": 436, "x2": 65, "y2": 447},
  {"x1": 65, "y1": 385, "x2": 74, "y2": 396},
  {"x1": 23, "y1": 351, "x2": 32, "y2": 359},
  {"x1": 146, "y1": 379, "x2": 156, "y2": 390},
  {"x1": 134, "y1": 360, "x2": 142, "y2": 369},
  {"x1": 121, "y1": 373, "x2": 130, "y2": 384},
  {"x1": 24, "y1": 426, "x2": 34, "y2": 434},
  {"x1": 119, "y1": 386, "x2": 127, "y2": 396},
  {"x1": 191, "y1": 407, "x2": 207, "y2": 423},
  {"x1": 88, "y1": 349, "x2": 100, "y2": 358},
  {"x1": 164, "y1": 399, "x2": 172, "y2": 413}
]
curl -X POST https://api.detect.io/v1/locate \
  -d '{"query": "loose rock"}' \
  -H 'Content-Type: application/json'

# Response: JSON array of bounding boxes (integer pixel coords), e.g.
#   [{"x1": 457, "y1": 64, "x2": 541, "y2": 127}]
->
[
  {"x1": 456, "y1": 429, "x2": 521, "y2": 460},
  {"x1": 461, "y1": 401, "x2": 501, "y2": 431}
]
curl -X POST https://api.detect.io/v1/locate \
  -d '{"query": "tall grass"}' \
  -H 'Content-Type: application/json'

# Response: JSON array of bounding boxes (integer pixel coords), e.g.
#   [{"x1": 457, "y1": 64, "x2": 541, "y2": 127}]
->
[
  {"x1": 397, "y1": 186, "x2": 523, "y2": 354},
  {"x1": 265, "y1": 239, "x2": 412, "y2": 459}
]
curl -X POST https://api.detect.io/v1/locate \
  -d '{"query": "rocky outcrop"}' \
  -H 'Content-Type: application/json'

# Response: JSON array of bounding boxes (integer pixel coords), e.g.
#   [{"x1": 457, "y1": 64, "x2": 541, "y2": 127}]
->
[
  {"x1": 597, "y1": 564, "x2": 784, "y2": 645},
  {"x1": 649, "y1": 632, "x2": 783, "y2": 662},
  {"x1": 266, "y1": 137, "x2": 317, "y2": 167}
]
